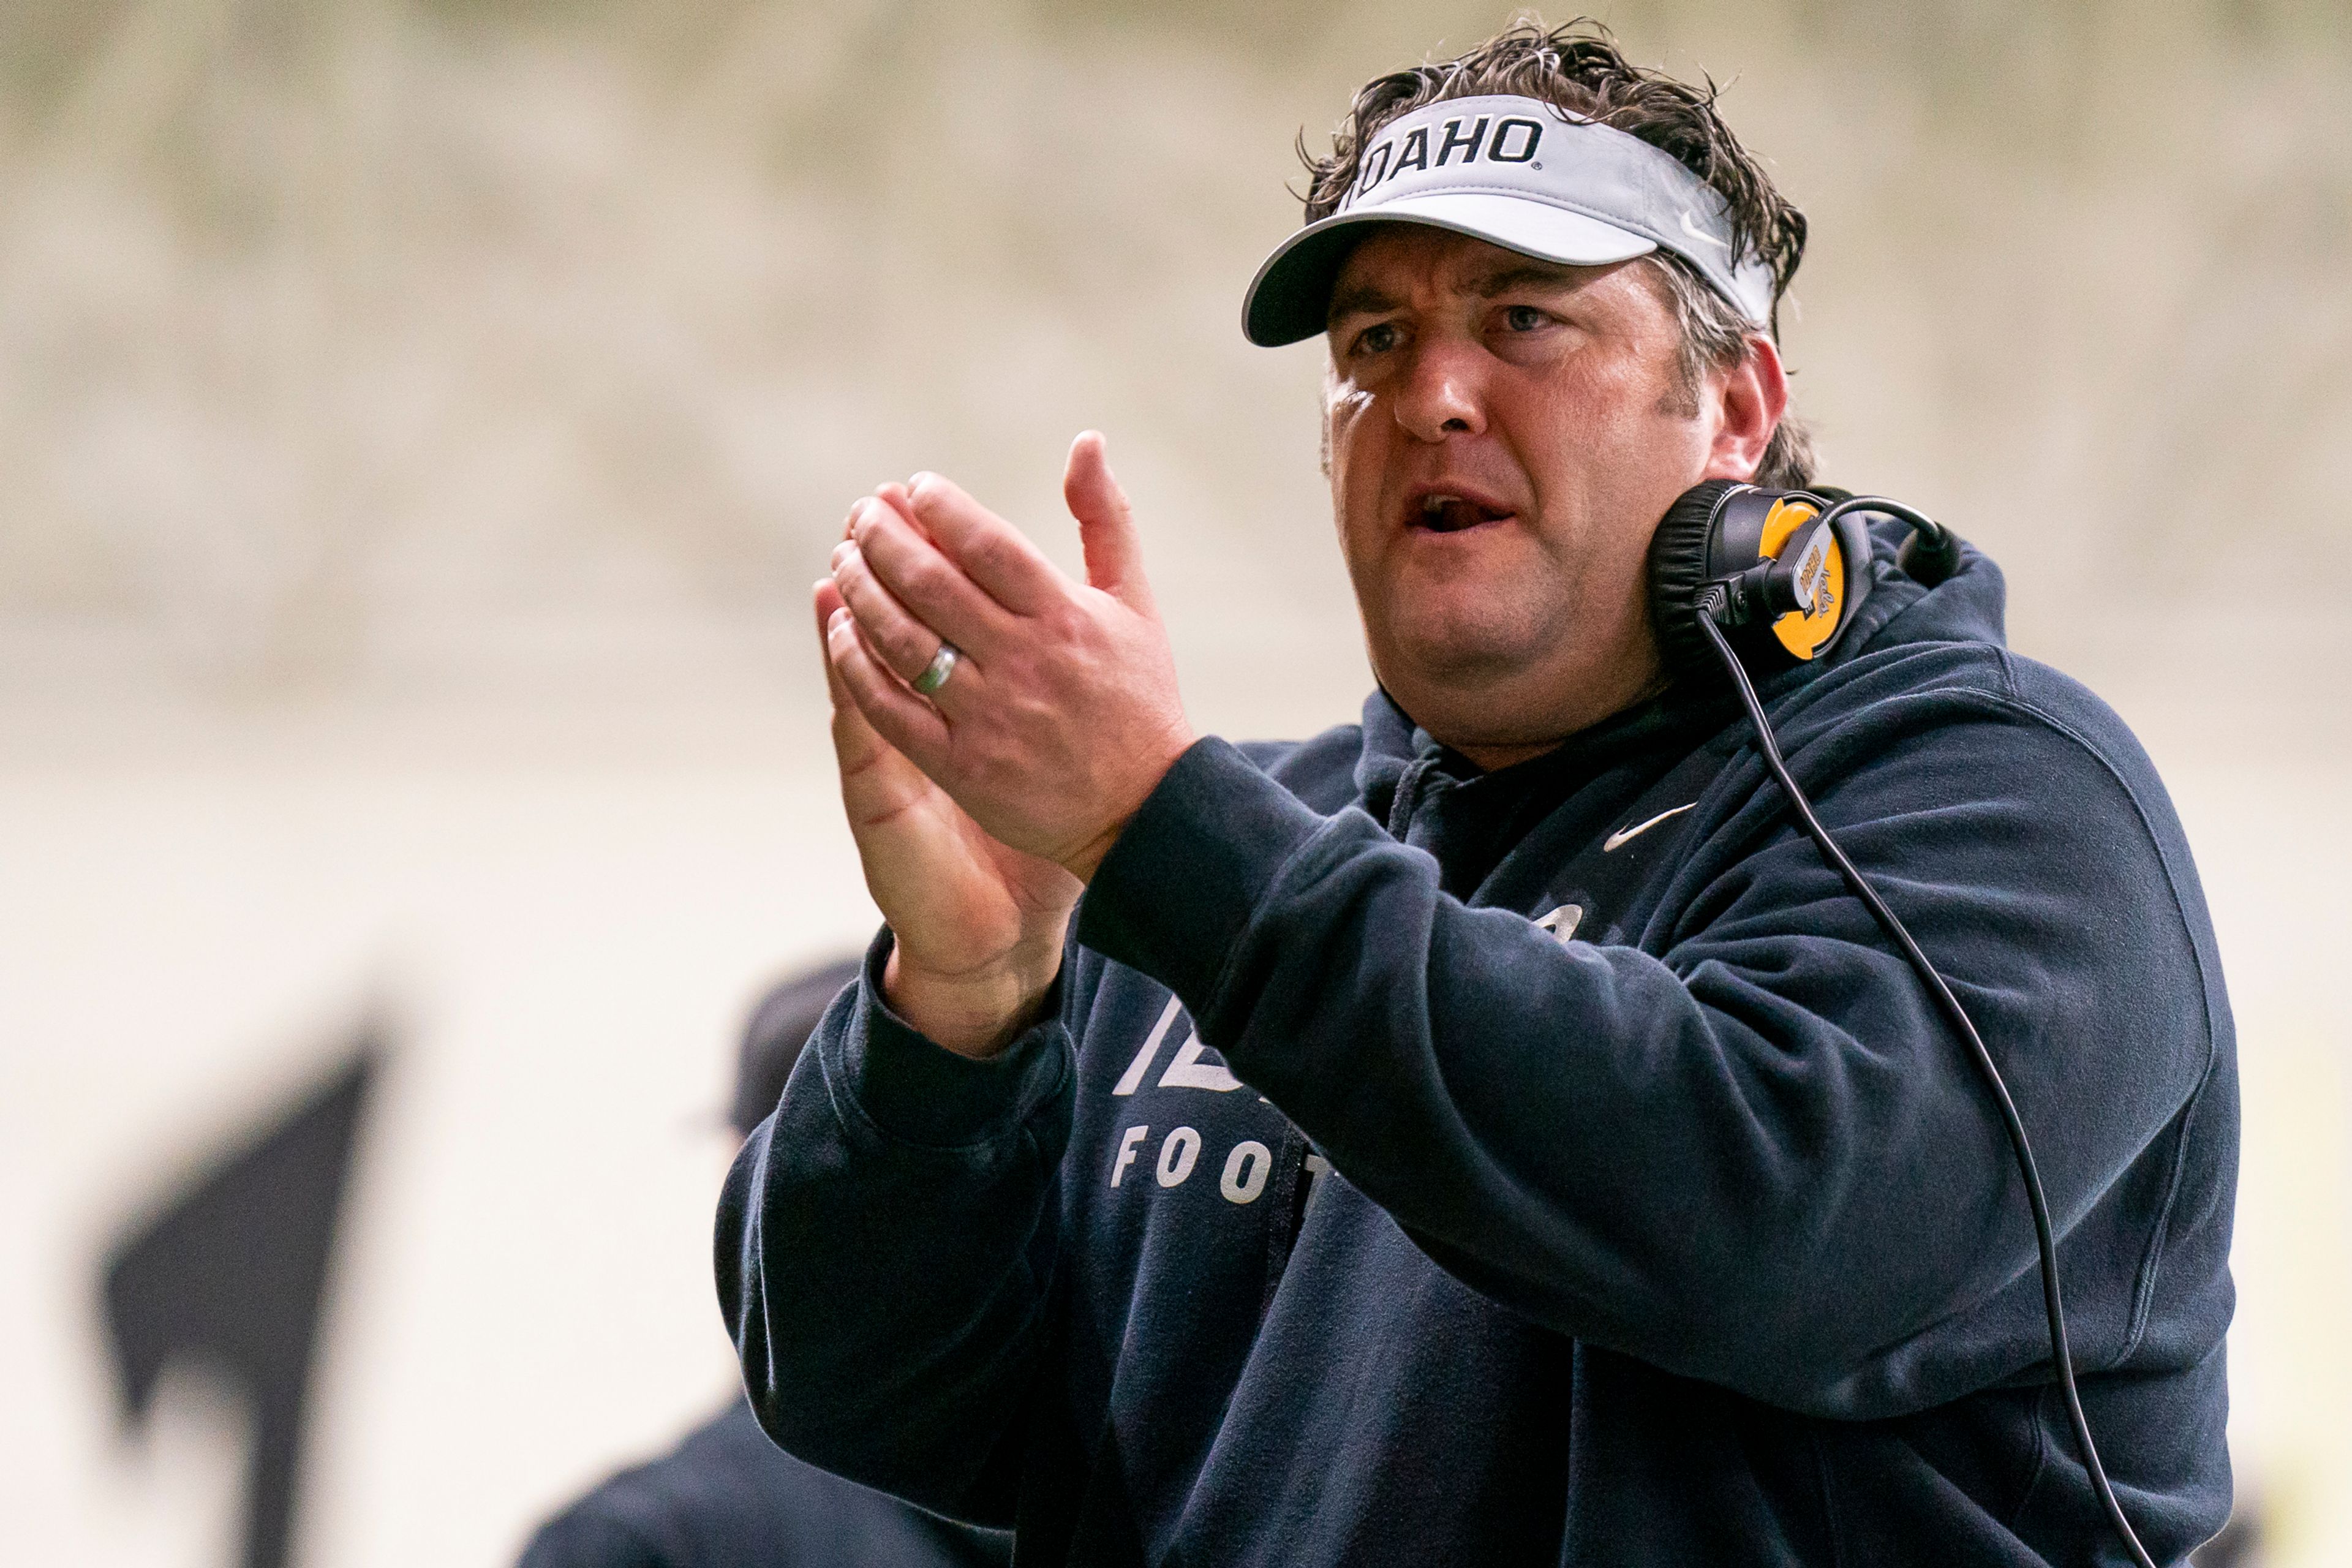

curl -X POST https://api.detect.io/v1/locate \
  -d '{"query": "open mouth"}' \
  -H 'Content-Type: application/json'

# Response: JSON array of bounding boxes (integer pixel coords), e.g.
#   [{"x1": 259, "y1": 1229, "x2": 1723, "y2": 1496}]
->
[{"x1": 1410, "y1": 494, "x2": 1515, "y2": 534}]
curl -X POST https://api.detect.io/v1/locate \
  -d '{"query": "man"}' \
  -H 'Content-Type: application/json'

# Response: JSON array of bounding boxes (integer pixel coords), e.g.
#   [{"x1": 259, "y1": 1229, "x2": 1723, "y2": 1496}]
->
[
  {"x1": 521, "y1": 960, "x2": 1010, "y2": 1568},
  {"x1": 718, "y1": 21, "x2": 2236, "y2": 1566}
]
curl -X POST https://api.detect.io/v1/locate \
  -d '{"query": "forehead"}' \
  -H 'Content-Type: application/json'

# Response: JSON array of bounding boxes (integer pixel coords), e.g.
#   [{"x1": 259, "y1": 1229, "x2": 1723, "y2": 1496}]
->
[{"x1": 1326, "y1": 224, "x2": 1618, "y2": 316}]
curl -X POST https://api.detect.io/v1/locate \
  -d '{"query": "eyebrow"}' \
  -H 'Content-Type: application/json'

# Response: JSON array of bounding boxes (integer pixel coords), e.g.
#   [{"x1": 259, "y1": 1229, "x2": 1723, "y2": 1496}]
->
[
  {"x1": 1325, "y1": 282, "x2": 1401, "y2": 326},
  {"x1": 1469, "y1": 262, "x2": 1587, "y2": 298},
  {"x1": 1325, "y1": 260, "x2": 1589, "y2": 328}
]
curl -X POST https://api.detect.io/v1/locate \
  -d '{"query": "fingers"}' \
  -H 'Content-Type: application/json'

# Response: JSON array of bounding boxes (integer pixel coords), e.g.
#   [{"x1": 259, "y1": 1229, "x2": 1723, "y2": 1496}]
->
[
  {"x1": 819, "y1": 587, "x2": 953, "y2": 774},
  {"x1": 815, "y1": 579, "x2": 894, "y2": 774},
  {"x1": 831, "y1": 533, "x2": 961, "y2": 692},
  {"x1": 1064, "y1": 431, "x2": 1155, "y2": 614},
  {"x1": 843, "y1": 494, "x2": 1015, "y2": 660},
  {"x1": 815, "y1": 580, "x2": 891, "y2": 740},
  {"x1": 815, "y1": 580, "x2": 957, "y2": 853},
  {"x1": 903, "y1": 471, "x2": 1068, "y2": 617}
]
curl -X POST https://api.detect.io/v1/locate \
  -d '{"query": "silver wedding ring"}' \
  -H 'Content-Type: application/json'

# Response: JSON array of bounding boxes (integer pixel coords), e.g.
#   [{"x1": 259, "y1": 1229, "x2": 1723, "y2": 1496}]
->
[{"x1": 911, "y1": 640, "x2": 960, "y2": 696}]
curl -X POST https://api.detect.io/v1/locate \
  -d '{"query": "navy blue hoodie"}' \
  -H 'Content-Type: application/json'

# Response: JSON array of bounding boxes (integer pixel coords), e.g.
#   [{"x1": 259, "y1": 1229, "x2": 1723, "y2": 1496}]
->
[{"x1": 718, "y1": 531, "x2": 2236, "y2": 1566}]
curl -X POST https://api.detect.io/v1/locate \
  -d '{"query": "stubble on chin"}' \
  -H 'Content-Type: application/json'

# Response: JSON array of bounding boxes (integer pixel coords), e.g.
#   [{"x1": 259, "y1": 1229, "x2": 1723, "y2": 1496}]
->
[
  {"x1": 1367, "y1": 589, "x2": 1555, "y2": 704},
  {"x1": 1370, "y1": 573, "x2": 1668, "y2": 755}
]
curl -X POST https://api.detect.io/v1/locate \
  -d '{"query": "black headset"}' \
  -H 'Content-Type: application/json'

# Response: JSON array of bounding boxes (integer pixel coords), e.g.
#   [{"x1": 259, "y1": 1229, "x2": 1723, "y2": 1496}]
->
[
  {"x1": 1643, "y1": 483, "x2": 2158, "y2": 1568},
  {"x1": 1646, "y1": 478, "x2": 1963, "y2": 681}
]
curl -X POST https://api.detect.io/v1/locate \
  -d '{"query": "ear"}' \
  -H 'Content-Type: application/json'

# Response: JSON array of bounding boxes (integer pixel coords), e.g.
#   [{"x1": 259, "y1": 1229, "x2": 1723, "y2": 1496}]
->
[{"x1": 1700, "y1": 335, "x2": 1789, "y2": 483}]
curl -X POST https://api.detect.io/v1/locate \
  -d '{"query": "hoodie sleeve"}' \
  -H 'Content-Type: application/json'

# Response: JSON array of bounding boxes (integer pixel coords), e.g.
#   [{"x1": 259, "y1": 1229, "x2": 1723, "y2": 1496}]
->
[
  {"x1": 1074, "y1": 677, "x2": 2225, "y2": 1420},
  {"x1": 714, "y1": 932, "x2": 1076, "y2": 1523}
]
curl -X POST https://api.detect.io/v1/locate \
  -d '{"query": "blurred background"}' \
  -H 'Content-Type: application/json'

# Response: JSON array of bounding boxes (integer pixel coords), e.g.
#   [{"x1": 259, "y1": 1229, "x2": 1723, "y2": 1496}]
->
[{"x1": 2, "y1": 0, "x2": 2345, "y2": 1562}]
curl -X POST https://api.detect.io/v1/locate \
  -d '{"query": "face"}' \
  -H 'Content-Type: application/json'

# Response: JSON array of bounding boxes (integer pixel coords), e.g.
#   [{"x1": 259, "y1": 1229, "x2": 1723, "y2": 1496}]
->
[{"x1": 1322, "y1": 226, "x2": 1770, "y2": 764}]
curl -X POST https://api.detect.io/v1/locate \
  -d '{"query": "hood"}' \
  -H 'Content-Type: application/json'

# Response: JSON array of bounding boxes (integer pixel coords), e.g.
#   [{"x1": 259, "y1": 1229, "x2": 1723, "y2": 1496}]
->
[{"x1": 1839, "y1": 514, "x2": 2009, "y2": 660}]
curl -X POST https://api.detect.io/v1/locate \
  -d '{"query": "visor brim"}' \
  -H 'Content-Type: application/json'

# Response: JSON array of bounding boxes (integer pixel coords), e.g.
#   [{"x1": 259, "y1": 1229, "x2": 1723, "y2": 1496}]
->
[{"x1": 1242, "y1": 194, "x2": 1660, "y2": 347}]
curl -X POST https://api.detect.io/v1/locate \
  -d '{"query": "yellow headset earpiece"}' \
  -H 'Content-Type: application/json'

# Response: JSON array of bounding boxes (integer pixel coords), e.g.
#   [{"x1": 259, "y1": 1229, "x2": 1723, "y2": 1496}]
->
[
  {"x1": 1646, "y1": 481, "x2": 1954, "y2": 682},
  {"x1": 1648, "y1": 481, "x2": 1871, "y2": 680}
]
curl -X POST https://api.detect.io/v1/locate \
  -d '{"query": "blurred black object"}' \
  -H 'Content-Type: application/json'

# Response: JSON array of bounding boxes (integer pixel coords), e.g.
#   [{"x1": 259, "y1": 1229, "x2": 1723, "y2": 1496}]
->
[
  {"x1": 728, "y1": 957, "x2": 861, "y2": 1137},
  {"x1": 518, "y1": 1400, "x2": 1009, "y2": 1568},
  {"x1": 100, "y1": 1039, "x2": 380, "y2": 1568},
  {"x1": 520, "y1": 959, "x2": 1009, "y2": 1568}
]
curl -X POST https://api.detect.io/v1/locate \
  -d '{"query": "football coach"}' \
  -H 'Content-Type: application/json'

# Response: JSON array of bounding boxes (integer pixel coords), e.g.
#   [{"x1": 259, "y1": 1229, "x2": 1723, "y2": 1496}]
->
[{"x1": 718, "y1": 21, "x2": 2237, "y2": 1566}]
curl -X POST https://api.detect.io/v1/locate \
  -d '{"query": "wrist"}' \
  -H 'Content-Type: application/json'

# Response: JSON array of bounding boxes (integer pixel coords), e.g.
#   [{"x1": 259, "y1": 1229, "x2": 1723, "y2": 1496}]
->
[
  {"x1": 883, "y1": 937, "x2": 1061, "y2": 1059},
  {"x1": 1058, "y1": 821, "x2": 1127, "y2": 886},
  {"x1": 1060, "y1": 725, "x2": 1198, "y2": 883}
]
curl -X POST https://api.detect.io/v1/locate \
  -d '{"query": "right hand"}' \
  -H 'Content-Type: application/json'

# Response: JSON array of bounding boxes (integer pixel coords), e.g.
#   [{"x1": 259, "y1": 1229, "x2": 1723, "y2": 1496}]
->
[{"x1": 814, "y1": 557, "x2": 1080, "y2": 1059}]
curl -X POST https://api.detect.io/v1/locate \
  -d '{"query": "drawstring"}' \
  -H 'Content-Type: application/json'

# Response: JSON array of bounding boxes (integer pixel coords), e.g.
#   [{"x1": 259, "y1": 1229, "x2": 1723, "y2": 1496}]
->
[{"x1": 1385, "y1": 755, "x2": 1436, "y2": 839}]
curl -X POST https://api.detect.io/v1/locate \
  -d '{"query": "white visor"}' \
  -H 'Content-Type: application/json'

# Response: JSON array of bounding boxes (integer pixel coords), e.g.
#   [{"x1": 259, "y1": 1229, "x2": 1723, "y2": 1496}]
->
[{"x1": 1243, "y1": 94, "x2": 1777, "y2": 345}]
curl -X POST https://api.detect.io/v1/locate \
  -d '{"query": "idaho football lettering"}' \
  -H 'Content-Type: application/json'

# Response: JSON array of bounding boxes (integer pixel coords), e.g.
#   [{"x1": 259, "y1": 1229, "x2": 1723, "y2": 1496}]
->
[
  {"x1": 1349, "y1": 115, "x2": 1545, "y2": 203},
  {"x1": 1110, "y1": 1125, "x2": 1276, "y2": 1205}
]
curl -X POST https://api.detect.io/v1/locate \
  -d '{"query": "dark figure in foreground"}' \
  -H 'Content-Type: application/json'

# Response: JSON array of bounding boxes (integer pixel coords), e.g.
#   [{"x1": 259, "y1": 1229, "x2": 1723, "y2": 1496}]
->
[
  {"x1": 521, "y1": 961, "x2": 1011, "y2": 1568},
  {"x1": 724, "y1": 21, "x2": 2236, "y2": 1567},
  {"x1": 104, "y1": 1044, "x2": 377, "y2": 1568}
]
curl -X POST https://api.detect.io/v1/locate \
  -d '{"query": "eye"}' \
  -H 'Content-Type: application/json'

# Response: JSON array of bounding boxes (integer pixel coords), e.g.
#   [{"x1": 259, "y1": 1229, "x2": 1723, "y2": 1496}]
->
[
  {"x1": 1349, "y1": 321, "x2": 1403, "y2": 357},
  {"x1": 1502, "y1": 304, "x2": 1551, "y2": 333}
]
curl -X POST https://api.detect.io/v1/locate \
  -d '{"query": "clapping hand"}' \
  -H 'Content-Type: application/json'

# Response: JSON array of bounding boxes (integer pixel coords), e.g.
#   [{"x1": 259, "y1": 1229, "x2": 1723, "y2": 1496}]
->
[{"x1": 816, "y1": 432, "x2": 1195, "y2": 1057}]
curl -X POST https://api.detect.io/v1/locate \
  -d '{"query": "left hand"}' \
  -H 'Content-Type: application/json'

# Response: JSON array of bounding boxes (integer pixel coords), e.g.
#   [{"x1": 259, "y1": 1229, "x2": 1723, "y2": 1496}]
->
[{"x1": 824, "y1": 431, "x2": 1197, "y2": 883}]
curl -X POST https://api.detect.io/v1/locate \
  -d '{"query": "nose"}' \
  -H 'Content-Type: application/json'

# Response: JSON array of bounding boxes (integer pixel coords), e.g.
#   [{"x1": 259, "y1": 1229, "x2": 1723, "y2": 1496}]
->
[{"x1": 1392, "y1": 336, "x2": 1487, "y2": 443}]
